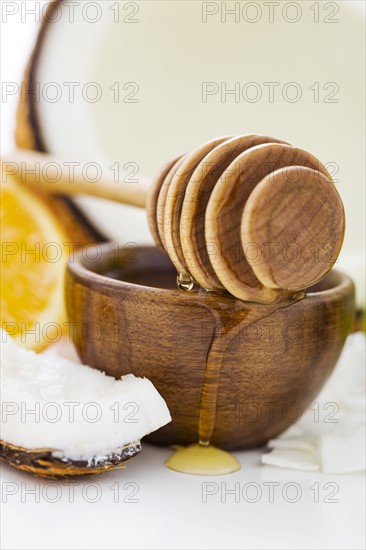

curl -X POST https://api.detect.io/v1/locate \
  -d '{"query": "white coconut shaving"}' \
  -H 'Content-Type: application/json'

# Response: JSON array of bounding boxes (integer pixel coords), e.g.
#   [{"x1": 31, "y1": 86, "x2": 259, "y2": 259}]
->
[
  {"x1": 0, "y1": 331, "x2": 171, "y2": 461},
  {"x1": 262, "y1": 332, "x2": 366, "y2": 474}
]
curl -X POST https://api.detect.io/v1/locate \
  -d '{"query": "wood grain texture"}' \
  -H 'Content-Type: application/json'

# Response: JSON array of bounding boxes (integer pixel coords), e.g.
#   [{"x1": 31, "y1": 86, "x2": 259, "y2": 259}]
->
[
  {"x1": 180, "y1": 135, "x2": 288, "y2": 291},
  {"x1": 206, "y1": 143, "x2": 333, "y2": 302},
  {"x1": 3, "y1": 150, "x2": 151, "y2": 208},
  {"x1": 163, "y1": 136, "x2": 230, "y2": 275},
  {"x1": 66, "y1": 245, "x2": 354, "y2": 451},
  {"x1": 241, "y1": 166, "x2": 345, "y2": 290},
  {"x1": 147, "y1": 154, "x2": 185, "y2": 249},
  {"x1": 156, "y1": 155, "x2": 187, "y2": 250}
]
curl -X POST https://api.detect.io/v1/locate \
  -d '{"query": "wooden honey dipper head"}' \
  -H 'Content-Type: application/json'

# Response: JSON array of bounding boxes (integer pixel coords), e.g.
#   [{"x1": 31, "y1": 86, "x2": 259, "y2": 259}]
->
[
  {"x1": 4, "y1": 136, "x2": 344, "y2": 304},
  {"x1": 147, "y1": 135, "x2": 345, "y2": 304}
]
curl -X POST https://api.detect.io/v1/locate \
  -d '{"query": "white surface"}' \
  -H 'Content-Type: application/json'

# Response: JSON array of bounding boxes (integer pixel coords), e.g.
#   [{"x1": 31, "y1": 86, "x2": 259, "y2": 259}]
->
[
  {"x1": 1, "y1": 334, "x2": 365, "y2": 550},
  {"x1": 1, "y1": 446, "x2": 364, "y2": 550}
]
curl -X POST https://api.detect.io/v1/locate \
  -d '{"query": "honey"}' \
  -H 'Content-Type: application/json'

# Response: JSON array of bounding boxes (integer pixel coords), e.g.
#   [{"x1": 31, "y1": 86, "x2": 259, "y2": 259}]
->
[
  {"x1": 166, "y1": 284, "x2": 304, "y2": 475},
  {"x1": 166, "y1": 443, "x2": 240, "y2": 475},
  {"x1": 177, "y1": 272, "x2": 195, "y2": 292},
  {"x1": 107, "y1": 262, "x2": 304, "y2": 475}
]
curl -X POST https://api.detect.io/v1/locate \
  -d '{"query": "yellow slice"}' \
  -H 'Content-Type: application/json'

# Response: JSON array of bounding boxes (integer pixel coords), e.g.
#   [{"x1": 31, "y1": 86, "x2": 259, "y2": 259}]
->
[{"x1": 1, "y1": 175, "x2": 68, "y2": 350}]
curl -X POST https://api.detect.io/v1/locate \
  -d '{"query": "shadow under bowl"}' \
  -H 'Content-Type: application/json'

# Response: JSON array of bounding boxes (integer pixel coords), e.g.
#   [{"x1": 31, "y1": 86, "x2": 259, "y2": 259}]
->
[{"x1": 66, "y1": 244, "x2": 355, "y2": 450}]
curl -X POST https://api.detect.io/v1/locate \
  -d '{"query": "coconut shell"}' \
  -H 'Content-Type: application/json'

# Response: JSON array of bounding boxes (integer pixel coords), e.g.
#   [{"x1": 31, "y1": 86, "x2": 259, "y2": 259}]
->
[
  {"x1": 15, "y1": 0, "x2": 105, "y2": 247},
  {"x1": 0, "y1": 440, "x2": 142, "y2": 478}
]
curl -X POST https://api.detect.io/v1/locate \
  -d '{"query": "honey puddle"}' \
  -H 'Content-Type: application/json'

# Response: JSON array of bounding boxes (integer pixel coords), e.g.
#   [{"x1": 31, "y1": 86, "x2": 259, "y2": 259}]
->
[
  {"x1": 166, "y1": 282, "x2": 304, "y2": 475},
  {"x1": 166, "y1": 443, "x2": 240, "y2": 475}
]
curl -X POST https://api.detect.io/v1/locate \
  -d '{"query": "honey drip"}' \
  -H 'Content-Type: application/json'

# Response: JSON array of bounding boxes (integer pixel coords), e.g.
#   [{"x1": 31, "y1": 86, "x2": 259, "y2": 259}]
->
[
  {"x1": 166, "y1": 290, "x2": 304, "y2": 475},
  {"x1": 177, "y1": 272, "x2": 195, "y2": 292}
]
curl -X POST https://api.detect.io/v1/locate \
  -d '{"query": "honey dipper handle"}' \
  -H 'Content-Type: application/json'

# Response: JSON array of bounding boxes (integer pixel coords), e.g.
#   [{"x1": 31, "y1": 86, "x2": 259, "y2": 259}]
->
[{"x1": 1, "y1": 149, "x2": 151, "y2": 208}]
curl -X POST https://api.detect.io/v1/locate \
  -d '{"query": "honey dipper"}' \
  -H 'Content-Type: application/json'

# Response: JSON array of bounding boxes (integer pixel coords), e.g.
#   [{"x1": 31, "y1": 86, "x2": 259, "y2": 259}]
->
[{"x1": 4, "y1": 135, "x2": 345, "y2": 303}]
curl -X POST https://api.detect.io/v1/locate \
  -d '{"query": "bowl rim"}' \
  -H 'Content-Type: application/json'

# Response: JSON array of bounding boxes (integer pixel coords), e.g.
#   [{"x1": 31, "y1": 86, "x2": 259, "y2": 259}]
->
[{"x1": 66, "y1": 242, "x2": 354, "y2": 305}]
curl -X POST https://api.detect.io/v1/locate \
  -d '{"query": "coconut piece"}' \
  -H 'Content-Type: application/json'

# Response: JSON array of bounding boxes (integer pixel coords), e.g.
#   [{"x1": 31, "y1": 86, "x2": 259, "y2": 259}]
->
[
  {"x1": 0, "y1": 331, "x2": 171, "y2": 477},
  {"x1": 15, "y1": 1, "x2": 104, "y2": 248},
  {"x1": 261, "y1": 449, "x2": 319, "y2": 472},
  {"x1": 0, "y1": 440, "x2": 141, "y2": 478}
]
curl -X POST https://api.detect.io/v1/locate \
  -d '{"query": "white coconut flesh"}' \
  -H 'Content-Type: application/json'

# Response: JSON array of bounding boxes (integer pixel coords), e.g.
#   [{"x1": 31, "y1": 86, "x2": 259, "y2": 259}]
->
[{"x1": 0, "y1": 331, "x2": 171, "y2": 463}]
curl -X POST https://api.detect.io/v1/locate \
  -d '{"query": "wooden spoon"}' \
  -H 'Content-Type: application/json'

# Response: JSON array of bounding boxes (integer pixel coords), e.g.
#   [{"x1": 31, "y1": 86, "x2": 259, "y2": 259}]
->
[
  {"x1": 161, "y1": 136, "x2": 230, "y2": 277},
  {"x1": 179, "y1": 135, "x2": 288, "y2": 291},
  {"x1": 241, "y1": 166, "x2": 345, "y2": 291},
  {"x1": 205, "y1": 143, "x2": 338, "y2": 302},
  {"x1": 2, "y1": 136, "x2": 345, "y2": 303},
  {"x1": 146, "y1": 154, "x2": 184, "y2": 249}
]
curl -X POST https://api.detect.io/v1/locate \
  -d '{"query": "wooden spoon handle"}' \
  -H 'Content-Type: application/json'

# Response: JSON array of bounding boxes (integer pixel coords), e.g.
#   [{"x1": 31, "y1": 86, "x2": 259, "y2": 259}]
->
[{"x1": 1, "y1": 149, "x2": 151, "y2": 208}]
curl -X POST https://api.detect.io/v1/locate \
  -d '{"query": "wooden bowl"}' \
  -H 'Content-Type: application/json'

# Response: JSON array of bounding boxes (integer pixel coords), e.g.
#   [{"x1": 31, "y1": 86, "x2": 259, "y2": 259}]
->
[{"x1": 66, "y1": 245, "x2": 355, "y2": 450}]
